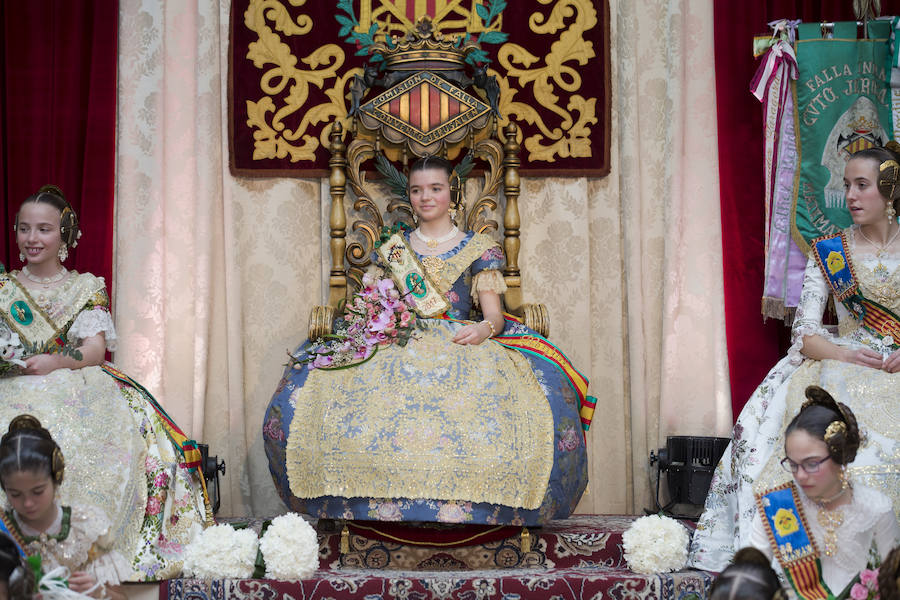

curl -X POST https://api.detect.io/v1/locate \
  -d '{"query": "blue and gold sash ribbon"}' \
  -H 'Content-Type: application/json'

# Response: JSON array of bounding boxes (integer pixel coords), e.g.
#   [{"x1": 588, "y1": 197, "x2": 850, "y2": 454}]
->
[
  {"x1": 811, "y1": 232, "x2": 900, "y2": 348},
  {"x1": 756, "y1": 482, "x2": 832, "y2": 600},
  {"x1": 0, "y1": 511, "x2": 25, "y2": 557}
]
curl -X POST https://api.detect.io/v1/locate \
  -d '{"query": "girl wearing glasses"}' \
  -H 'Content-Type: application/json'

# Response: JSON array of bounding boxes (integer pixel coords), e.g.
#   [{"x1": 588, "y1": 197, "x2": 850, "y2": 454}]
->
[{"x1": 748, "y1": 387, "x2": 899, "y2": 594}]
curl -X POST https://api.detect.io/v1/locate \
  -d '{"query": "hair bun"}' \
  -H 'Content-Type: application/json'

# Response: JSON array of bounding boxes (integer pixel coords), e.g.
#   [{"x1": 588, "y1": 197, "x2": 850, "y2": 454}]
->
[
  {"x1": 37, "y1": 184, "x2": 65, "y2": 199},
  {"x1": 732, "y1": 547, "x2": 772, "y2": 568},
  {"x1": 1, "y1": 415, "x2": 65, "y2": 485},
  {"x1": 801, "y1": 386, "x2": 860, "y2": 463},
  {"x1": 8, "y1": 414, "x2": 44, "y2": 434},
  {"x1": 878, "y1": 545, "x2": 900, "y2": 600}
]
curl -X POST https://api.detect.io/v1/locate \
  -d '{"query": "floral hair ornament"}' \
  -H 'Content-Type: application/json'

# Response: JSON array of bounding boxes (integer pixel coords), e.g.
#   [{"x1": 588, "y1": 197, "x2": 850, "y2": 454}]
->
[{"x1": 824, "y1": 420, "x2": 847, "y2": 448}]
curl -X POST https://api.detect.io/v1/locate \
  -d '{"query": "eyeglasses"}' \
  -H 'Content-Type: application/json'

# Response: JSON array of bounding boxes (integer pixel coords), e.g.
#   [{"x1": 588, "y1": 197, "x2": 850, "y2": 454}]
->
[{"x1": 780, "y1": 456, "x2": 831, "y2": 474}]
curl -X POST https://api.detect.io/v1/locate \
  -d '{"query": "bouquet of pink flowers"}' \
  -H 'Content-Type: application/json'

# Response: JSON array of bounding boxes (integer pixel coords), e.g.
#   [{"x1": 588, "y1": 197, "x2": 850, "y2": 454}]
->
[
  {"x1": 294, "y1": 273, "x2": 421, "y2": 370},
  {"x1": 838, "y1": 568, "x2": 880, "y2": 600},
  {"x1": 850, "y1": 569, "x2": 880, "y2": 600}
]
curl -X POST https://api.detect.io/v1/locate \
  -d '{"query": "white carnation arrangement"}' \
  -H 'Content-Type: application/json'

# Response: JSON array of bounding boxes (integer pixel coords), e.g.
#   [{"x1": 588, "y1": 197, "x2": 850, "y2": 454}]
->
[
  {"x1": 183, "y1": 523, "x2": 259, "y2": 579},
  {"x1": 258, "y1": 512, "x2": 320, "y2": 580},
  {"x1": 621, "y1": 514, "x2": 689, "y2": 574}
]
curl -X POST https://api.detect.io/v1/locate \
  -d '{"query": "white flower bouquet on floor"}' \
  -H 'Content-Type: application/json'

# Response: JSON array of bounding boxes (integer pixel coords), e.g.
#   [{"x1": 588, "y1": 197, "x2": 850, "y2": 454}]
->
[
  {"x1": 621, "y1": 514, "x2": 690, "y2": 574},
  {"x1": 182, "y1": 513, "x2": 319, "y2": 580},
  {"x1": 183, "y1": 524, "x2": 259, "y2": 579},
  {"x1": 258, "y1": 512, "x2": 320, "y2": 579}
]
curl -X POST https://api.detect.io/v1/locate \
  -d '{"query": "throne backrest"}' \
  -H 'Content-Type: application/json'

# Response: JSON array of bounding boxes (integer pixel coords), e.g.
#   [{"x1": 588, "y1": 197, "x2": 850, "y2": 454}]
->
[{"x1": 314, "y1": 18, "x2": 547, "y2": 336}]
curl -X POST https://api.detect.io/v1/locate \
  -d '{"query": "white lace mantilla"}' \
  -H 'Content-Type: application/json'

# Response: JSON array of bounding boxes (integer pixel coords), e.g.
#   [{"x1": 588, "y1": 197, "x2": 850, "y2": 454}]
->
[
  {"x1": 68, "y1": 308, "x2": 118, "y2": 352},
  {"x1": 750, "y1": 485, "x2": 900, "y2": 595}
]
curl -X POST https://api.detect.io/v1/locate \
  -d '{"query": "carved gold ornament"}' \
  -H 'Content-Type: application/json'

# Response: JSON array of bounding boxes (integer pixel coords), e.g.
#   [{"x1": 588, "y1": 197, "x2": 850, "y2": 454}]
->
[{"x1": 234, "y1": 0, "x2": 606, "y2": 172}]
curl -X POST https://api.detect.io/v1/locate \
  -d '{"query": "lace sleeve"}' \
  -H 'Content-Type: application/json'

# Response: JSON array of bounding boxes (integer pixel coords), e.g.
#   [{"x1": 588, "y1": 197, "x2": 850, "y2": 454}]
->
[
  {"x1": 68, "y1": 307, "x2": 118, "y2": 352},
  {"x1": 471, "y1": 269, "x2": 507, "y2": 306},
  {"x1": 873, "y1": 497, "x2": 900, "y2": 562},
  {"x1": 787, "y1": 255, "x2": 832, "y2": 365}
]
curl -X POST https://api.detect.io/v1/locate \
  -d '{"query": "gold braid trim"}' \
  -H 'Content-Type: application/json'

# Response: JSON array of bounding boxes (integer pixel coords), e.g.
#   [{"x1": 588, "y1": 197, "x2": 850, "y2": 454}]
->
[
  {"x1": 431, "y1": 233, "x2": 497, "y2": 294},
  {"x1": 471, "y1": 269, "x2": 507, "y2": 306}
]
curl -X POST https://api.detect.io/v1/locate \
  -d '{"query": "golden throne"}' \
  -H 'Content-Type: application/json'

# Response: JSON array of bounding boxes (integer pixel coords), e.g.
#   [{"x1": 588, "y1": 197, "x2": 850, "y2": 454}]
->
[{"x1": 308, "y1": 18, "x2": 549, "y2": 339}]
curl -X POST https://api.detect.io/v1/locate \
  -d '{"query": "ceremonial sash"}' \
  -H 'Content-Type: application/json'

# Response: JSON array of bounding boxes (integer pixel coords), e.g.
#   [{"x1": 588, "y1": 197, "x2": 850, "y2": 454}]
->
[
  {"x1": 756, "y1": 482, "x2": 832, "y2": 600},
  {"x1": 438, "y1": 312, "x2": 596, "y2": 433},
  {"x1": 0, "y1": 511, "x2": 25, "y2": 557},
  {"x1": 811, "y1": 232, "x2": 900, "y2": 347},
  {"x1": 100, "y1": 365, "x2": 203, "y2": 473},
  {"x1": 376, "y1": 232, "x2": 451, "y2": 318},
  {"x1": 0, "y1": 273, "x2": 64, "y2": 353}
]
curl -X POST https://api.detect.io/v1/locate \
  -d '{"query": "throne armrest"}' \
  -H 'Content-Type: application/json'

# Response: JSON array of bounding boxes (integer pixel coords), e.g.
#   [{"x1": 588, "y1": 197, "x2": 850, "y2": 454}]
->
[
  {"x1": 308, "y1": 305, "x2": 336, "y2": 341},
  {"x1": 511, "y1": 302, "x2": 549, "y2": 338}
]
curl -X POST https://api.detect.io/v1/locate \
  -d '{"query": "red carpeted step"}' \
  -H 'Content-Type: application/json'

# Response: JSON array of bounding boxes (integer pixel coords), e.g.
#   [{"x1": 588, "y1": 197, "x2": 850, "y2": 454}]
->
[
  {"x1": 322, "y1": 514, "x2": 641, "y2": 571},
  {"x1": 171, "y1": 515, "x2": 713, "y2": 599}
]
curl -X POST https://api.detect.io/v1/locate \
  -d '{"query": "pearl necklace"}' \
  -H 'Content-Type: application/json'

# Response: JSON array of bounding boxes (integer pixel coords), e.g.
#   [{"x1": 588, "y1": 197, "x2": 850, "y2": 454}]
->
[
  {"x1": 22, "y1": 265, "x2": 68, "y2": 288},
  {"x1": 414, "y1": 225, "x2": 459, "y2": 249},
  {"x1": 856, "y1": 224, "x2": 900, "y2": 258}
]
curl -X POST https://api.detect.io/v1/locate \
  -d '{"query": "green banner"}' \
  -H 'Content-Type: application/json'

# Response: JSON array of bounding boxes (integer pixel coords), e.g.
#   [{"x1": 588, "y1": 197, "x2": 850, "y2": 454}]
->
[{"x1": 793, "y1": 23, "x2": 893, "y2": 250}]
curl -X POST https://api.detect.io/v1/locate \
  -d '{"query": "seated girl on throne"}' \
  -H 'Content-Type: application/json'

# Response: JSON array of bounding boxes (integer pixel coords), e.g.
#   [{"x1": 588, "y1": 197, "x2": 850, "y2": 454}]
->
[{"x1": 263, "y1": 156, "x2": 591, "y2": 526}]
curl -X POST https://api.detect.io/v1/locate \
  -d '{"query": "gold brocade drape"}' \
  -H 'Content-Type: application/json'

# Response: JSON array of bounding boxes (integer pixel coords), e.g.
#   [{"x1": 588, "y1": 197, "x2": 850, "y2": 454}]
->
[{"x1": 113, "y1": 0, "x2": 731, "y2": 517}]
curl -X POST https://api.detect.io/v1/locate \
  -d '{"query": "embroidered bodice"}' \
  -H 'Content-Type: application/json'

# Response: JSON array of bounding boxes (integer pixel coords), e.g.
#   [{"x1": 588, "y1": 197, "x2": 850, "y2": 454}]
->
[
  {"x1": 8, "y1": 503, "x2": 131, "y2": 585},
  {"x1": 789, "y1": 227, "x2": 900, "y2": 363},
  {"x1": 392, "y1": 231, "x2": 507, "y2": 321},
  {"x1": 8, "y1": 270, "x2": 118, "y2": 352},
  {"x1": 751, "y1": 485, "x2": 900, "y2": 594}
]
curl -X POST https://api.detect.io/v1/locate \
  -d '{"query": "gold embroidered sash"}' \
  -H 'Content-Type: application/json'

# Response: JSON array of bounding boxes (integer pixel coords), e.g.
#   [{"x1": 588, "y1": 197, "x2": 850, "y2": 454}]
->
[
  {"x1": 377, "y1": 232, "x2": 451, "y2": 317},
  {"x1": 0, "y1": 272, "x2": 105, "y2": 352}
]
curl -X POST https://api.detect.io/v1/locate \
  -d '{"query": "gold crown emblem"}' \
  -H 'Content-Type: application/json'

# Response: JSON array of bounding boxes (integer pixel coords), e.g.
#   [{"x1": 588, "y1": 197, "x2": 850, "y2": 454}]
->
[
  {"x1": 848, "y1": 115, "x2": 876, "y2": 132},
  {"x1": 371, "y1": 17, "x2": 479, "y2": 71}
]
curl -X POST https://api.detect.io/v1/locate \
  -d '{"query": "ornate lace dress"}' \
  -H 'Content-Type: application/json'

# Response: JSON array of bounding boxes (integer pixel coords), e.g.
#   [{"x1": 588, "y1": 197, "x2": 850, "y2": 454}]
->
[
  {"x1": 8, "y1": 503, "x2": 132, "y2": 586},
  {"x1": 263, "y1": 232, "x2": 588, "y2": 525},
  {"x1": 689, "y1": 228, "x2": 900, "y2": 570},
  {"x1": 750, "y1": 486, "x2": 899, "y2": 594},
  {"x1": 0, "y1": 271, "x2": 208, "y2": 580}
]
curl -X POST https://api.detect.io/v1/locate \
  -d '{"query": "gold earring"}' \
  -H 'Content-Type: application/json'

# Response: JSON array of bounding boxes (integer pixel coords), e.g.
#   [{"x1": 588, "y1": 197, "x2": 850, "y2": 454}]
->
[
  {"x1": 18, "y1": 252, "x2": 25, "y2": 263},
  {"x1": 839, "y1": 465, "x2": 850, "y2": 490},
  {"x1": 58, "y1": 246, "x2": 68, "y2": 262}
]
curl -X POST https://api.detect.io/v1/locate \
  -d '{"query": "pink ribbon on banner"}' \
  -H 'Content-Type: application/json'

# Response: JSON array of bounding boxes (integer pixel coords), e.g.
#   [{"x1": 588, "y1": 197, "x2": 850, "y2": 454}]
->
[{"x1": 751, "y1": 40, "x2": 807, "y2": 319}]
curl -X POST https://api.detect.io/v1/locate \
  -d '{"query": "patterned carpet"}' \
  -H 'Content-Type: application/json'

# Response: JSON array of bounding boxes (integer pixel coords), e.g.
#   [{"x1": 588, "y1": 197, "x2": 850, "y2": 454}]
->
[{"x1": 162, "y1": 515, "x2": 714, "y2": 600}]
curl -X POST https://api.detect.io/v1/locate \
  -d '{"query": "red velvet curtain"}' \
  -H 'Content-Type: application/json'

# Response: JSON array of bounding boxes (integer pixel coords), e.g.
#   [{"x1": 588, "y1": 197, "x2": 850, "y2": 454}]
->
[
  {"x1": 0, "y1": 1, "x2": 117, "y2": 287},
  {"x1": 714, "y1": 1, "x2": 900, "y2": 418}
]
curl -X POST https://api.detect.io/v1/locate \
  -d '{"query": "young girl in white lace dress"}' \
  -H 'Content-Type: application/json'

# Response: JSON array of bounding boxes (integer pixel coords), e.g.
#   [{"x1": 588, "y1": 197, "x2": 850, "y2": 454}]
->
[{"x1": 0, "y1": 416, "x2": 131, "y2": 600}]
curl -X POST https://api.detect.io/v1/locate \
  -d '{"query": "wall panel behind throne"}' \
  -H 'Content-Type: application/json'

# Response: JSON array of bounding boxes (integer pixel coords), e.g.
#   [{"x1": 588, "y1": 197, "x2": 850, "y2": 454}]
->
[{"x1": 228, "y1": 0, "x2": 610, "y2": 177}]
